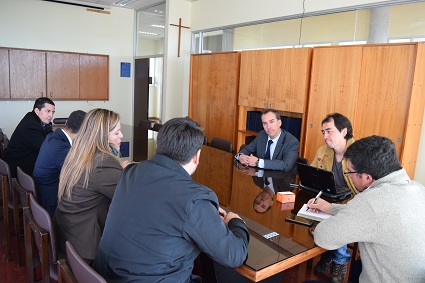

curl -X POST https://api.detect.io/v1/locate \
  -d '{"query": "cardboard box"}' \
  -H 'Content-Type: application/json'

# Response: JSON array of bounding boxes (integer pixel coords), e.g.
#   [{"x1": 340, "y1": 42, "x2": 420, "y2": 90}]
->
[{"x1": 276, "y1": 191, "x2": 295, "y2": 203}]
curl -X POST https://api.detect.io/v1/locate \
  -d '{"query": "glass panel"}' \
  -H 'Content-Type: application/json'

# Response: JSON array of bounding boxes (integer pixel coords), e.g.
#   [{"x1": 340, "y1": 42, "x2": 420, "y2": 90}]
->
[{"x1": 136, "y1": 2, "x2": 165, "y2": 56}]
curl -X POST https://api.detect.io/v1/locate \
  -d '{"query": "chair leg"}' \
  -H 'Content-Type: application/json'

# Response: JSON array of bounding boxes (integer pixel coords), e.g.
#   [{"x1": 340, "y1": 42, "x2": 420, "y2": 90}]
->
[
  {"x1": 13, "y1": 188, "x2": 24, "y2": 266},
  {"x1": 24, "y1": 208, "x2": 35, "y2": 283},
  {"x1": 2, "y1": 177, "x2": 11, "y2": 260}
]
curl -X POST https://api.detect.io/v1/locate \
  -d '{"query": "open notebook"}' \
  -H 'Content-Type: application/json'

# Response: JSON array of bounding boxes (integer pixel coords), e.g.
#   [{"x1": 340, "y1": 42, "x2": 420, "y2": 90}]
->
[{"x1": 297, "y1": 204, "x2": 331, "y2": 222}]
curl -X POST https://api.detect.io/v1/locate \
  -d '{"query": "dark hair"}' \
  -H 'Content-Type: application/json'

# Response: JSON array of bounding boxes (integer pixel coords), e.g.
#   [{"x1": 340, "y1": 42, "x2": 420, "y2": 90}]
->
[
  {"x1": 262, "y1": 109, "x2": 281, "y2": 121},
  {"x1": 344, "y1": 135, "x2": 402, "y2": 180},
  {"x1": 322, "y1": 113, "x2": 353, "y2": 140},
  {"x1": 65, "y1": 110, "x2": 86, "y2": 134},
  {"x1": 156, "y1": 117, "x2": 205, "y2": 165},
  {"x1": 33, "y1": 97, "x2": 55, "y2": 110}
]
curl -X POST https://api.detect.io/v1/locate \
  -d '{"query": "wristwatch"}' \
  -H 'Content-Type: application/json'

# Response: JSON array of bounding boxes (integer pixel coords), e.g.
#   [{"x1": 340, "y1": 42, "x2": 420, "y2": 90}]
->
[{"x1": 255, "y1": 158, "x2": 259, "y2": 167}]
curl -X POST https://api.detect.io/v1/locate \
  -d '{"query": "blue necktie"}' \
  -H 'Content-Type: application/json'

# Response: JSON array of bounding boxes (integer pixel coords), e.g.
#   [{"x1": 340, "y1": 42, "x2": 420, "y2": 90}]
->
[{"x1": 264, "y1": 140, "x2": 273, "y2": 160}]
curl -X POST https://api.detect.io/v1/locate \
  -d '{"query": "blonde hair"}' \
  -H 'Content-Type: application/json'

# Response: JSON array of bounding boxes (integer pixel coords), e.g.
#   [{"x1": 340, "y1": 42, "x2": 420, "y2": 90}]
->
[{"x1": 58, "y1": 108, "x2": 121, "y2": 200}]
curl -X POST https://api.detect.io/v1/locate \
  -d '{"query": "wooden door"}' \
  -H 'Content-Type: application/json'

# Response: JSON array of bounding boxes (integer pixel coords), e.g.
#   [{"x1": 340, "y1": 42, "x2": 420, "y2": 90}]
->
[
  {"x1": 10, "y1": 49, "x2": 46, "y2": 99},
  {"x1": 79, "y1": 54, "x2": 109, "y2": 100},
  {"x1": 304, "y1": 46, "x2": 363, "y2": 162},
  {"x1": 0, "y1": 48, "x2": 9, "y2": 99},
  {"x1": 269, "y1": 48, "x2": 312, "y2": 113},
  {"x1": 190, "y1": 52, "x2": 239, "y2": 149},
  {"x1": 46, "y1": 52, "x2": 79, "y2": 100},
  {"x1": 190, "y1": 54, "x2": 212, "y2": 139},
  {"x1": 353, "y1": 45, "x2": 415, "y2": 156},
  {"x1": 239, "y1": 50, "x2": 270, "y2": 109},
  {"x1": 206, "y1": 52, "x2": 239, "y2": 147}
]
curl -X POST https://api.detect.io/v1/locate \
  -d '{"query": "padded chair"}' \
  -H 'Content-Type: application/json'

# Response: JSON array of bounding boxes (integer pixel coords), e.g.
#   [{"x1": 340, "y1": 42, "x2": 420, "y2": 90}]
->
[
  {"x1": 57, "y1": 259, "x2": 77, "y2": 283},
  {"x1": 0, "y1": 158, "x2": 14, "y2": 260},
  {"x1": 24, "y1": 193, "x2": 58, "y2": 283},
  {"x1": 152, "y1": 122, "x2": 163, "y2": 132},
  {"x1": 210, "y1": 137, "x2": 233, "y2": 153},
  {"x1": 296, "y1": 156, "x2": 309, "y2": 165},
  {"x1": 65, "y1": 241, "x2": 107, "y2": 283},
  {"x1": 13, "y1": 166, "x2": 38, "y2": 266},
  {"x1": 137, "y1": 120, "x2": 152, "y2": 131},
  {"x1": 53, "y1": 118, "x2": 68, "y2": 125}
]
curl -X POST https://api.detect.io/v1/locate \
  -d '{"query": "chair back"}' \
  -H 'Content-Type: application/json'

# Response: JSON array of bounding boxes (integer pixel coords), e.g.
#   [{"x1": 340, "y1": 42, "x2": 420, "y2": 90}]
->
[
  {"x1": 53, "y1": 118, "x2": 68, "y2": 125},
  {"x1": 57, "y1": 259, "x2": 77, "y2": 283},
  {"x1": 137, "y1": 120, "x2": 152, "y2": 131},
  {"x1": 0, "y1": 158, "x2": 13, "y2": 207},
  {"x1": 29, "y1": 193, "x2": 57, "y2": 265},
  {"x1": 296, "y1": 156, "x2": 309, "y2": 165},
  {"x1": 210, "y1": 137, "x2": 233, "y2": 153},
  {"x1": 66, "y1": 241, "x2": 107, "y2": 283},
  {"x1": 24, "y1": 193, "x2": 58, "y2": 282},
  {"x1": 152, "y1": 123, "x2": 163, "y2": 132},
  {"x1": 17, "y1": 166, "x2": 37, "y2": 197}
]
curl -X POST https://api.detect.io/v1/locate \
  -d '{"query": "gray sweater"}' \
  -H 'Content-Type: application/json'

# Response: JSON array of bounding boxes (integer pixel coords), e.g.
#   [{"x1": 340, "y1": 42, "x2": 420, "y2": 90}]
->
[{"x1": 314, "y1": 169, "x2": 425, "y2": 283}]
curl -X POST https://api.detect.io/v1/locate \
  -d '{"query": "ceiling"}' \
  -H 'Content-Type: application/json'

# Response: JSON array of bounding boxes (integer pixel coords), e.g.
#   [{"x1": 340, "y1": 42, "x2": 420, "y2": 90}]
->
[{"x1": 42, "y1": 0, "x2": 186, "y2": 39}]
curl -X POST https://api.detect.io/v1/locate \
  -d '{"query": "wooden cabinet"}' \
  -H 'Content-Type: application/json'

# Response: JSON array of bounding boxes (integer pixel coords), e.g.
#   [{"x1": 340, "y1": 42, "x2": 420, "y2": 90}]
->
[
  {"x1": 189, "y1": 52, "x2": 240, "y2": 150},
  {"x1": 239, "y1": 48, "x2": 312, "y2": 113},
  {"x1": 47, "y1": 52, "x2": 80, "y2": 100},
  {"x1": 10, "y1": 49, "x2": 46, "y2": 99},
  {"x1": 79, "y1": 54, "x2": 109, "y2": 100},
  {"x1": 304, "y1": 43, "x2": 425, "y2": 178},
  {"x1": 237, "y1": 48, "x2": 312, "y2": 152},
  {"x1": 1, "y1": 47, "x2": 109, "y2": 100},
  {"x1": 0, "y1": 48, "x2": 9, "y2": 99}
]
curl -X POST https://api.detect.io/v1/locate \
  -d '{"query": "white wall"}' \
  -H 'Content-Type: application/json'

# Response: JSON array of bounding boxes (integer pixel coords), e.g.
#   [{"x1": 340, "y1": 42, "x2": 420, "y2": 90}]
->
[
  {"x1": 0, "y1": 0, "x2": 134, "y2": 144},
  {"x1": 191, "y1": 0, "x2": 404, "y2": 31}
]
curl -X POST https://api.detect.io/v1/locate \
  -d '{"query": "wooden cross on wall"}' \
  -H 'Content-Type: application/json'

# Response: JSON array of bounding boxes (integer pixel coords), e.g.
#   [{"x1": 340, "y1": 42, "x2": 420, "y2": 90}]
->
[{"x1": 170, "y1": 18, "x2": 190, "y2": 57}]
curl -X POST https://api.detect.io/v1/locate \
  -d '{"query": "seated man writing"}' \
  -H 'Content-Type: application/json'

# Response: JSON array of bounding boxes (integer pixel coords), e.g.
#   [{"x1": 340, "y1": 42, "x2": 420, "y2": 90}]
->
[
  {"x1": 308, "y1": 135, "x2": 425, "y2": 283},
  {"x1": 236, "y1": 109, "x2": 299, "y2": 171}
]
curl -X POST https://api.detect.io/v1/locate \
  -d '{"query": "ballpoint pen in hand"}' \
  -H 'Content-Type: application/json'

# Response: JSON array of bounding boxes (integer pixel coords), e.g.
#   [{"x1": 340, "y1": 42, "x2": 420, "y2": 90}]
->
[{"x1": 306, "y1": 190, "x2": 323, "y2": 211}]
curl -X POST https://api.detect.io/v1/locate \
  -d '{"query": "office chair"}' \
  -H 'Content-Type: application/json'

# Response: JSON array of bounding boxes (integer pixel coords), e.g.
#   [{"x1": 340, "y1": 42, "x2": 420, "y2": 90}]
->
[
  {"x1": 0, "y1": 158, "x2": 14, "y2": 260},
  {"x1": 57, "y1": 258, "x2": 77, "y2": 283},
  {"x1": 152, "y1": 123, "x2": 163, "y2": 132},
  {"x1": 65, "y1": 241, "x2": 107, "y2": 283},
  {"x1": 210, "y1": 137, "x2": 233, "y2": 153},
  {"x1": 24, "y1": 193, "x2": 58, "y2": 283}
]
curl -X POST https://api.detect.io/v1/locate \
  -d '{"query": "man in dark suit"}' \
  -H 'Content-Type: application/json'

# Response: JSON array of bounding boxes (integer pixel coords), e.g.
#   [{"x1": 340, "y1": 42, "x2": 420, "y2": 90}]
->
[
  {"x1": 236, "y1": 109, "x2": 299, "y2": 171},
  {"x1": 4, "y1": 97, "x2": 55, "y2": 177},
  {"x1": 33, "y1": 110, "x2": 86, "y2": 217}
]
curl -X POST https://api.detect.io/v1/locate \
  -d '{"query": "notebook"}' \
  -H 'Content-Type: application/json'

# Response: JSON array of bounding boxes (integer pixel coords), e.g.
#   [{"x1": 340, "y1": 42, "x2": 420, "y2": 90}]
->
[
  {"x1": 297, "y1": 204, "x2": 331, "y2": 222},
  {"x1": 296, "y1": 162, "x2": 352, "y2": 200}
]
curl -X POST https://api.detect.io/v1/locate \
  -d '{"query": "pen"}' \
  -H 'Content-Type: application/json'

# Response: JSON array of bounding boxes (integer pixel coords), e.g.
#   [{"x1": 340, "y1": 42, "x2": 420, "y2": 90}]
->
[{"x1": 306, "y1": 190, "x2": 323, "y2": 211}]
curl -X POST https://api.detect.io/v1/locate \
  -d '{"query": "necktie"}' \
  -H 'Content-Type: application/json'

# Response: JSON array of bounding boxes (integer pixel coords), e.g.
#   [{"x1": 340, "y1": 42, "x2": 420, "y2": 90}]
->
[{"x1": 264, "y1": 140, "x2": 273, "y2": 160}]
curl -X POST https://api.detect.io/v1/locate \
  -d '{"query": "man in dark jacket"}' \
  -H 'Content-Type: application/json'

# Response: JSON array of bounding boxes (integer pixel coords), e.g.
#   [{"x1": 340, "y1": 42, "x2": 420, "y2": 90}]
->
[
  {"x1": 5, "y1": 97, "x2": 55, "y2": 177},
  {"x1": 94, "y1": 117, "x2": 249, "y2": 283},
  {"x1": 33, "y1": 110, "x2": 86, "y2": 217}
]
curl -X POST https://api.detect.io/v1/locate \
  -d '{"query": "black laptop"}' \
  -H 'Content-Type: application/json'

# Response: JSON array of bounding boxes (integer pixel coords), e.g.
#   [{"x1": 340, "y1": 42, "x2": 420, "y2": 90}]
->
[{"x1": 296, "y1": 162, "x2": 351, "y2": 200}]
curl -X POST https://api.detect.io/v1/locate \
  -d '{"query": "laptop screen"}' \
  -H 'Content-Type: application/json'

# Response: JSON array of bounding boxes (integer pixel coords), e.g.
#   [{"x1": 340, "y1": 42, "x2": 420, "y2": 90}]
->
[{"x1": 296, "y1": 162, "x2": 337, "y2": 194}]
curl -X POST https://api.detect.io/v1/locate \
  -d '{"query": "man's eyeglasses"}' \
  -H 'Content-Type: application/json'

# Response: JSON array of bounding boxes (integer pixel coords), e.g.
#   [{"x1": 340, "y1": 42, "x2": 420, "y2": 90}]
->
[{"x1": 344, "y1": 170, "x2": 359, "y2": 175}]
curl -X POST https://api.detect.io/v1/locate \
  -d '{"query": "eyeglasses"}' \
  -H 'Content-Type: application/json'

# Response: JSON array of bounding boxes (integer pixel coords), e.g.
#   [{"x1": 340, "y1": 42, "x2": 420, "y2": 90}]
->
[{"x1": 344, "y1": 170, "x2": 359, "y2": 175}]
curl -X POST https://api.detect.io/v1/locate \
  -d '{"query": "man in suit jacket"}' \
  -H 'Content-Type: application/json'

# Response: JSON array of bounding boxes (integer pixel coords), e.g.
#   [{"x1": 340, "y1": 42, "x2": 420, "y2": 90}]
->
[
  {"x1": 4, "y1": 97, "x2": 55, "y2": 177},
  {"x1": 33, "y1": 110, "x2": 86, "y2": 217},
  {"x1": 236, "y1": 109, "x2": 299, "y2": 171}
]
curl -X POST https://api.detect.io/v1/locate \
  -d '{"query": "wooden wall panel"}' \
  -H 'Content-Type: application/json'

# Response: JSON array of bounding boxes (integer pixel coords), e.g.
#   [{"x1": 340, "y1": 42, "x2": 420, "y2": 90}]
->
[
  {"x1": 353, "y1": 45, "x2": 415, "y2": 155},
  {"x1": 400, "y1": 44, "x2": 425, "y2": 176},
  {"x1": 0, "y1": 48, "x2": 9, "y2": 99},
  {"x1": 304, "y1": 46, "x2": 363, "y2": 162}
]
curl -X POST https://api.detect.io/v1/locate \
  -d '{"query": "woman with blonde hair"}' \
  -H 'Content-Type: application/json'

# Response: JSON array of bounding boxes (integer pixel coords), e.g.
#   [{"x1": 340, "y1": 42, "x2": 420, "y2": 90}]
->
[{"x1": 54, "y1": 108, "x2": 125, "y2": 264}]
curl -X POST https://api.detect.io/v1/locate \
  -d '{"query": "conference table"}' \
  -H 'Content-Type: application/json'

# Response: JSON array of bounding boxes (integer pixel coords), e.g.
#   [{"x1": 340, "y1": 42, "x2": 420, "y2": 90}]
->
[{"x1": 192, "y1": 145, "x2": 326, "y2": 282}]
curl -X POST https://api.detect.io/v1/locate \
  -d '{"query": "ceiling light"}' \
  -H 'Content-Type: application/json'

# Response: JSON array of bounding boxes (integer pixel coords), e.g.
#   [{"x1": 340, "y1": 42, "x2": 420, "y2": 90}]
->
[
  {"x1": 151, "y1": 24, "x2": 165, "y2": 28},
  {"x1": 114, "y1": 0, "x2": 137, "y2": 6},
  {"x1": 139, "y1": 31, "x2": 159, "y2": 36}
]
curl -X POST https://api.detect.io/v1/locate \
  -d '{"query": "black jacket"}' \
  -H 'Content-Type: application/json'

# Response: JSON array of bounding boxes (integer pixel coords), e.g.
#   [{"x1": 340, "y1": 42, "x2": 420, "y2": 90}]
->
[{"x1": 4, "y1": 111, "x2": 52, "y2": 177}]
